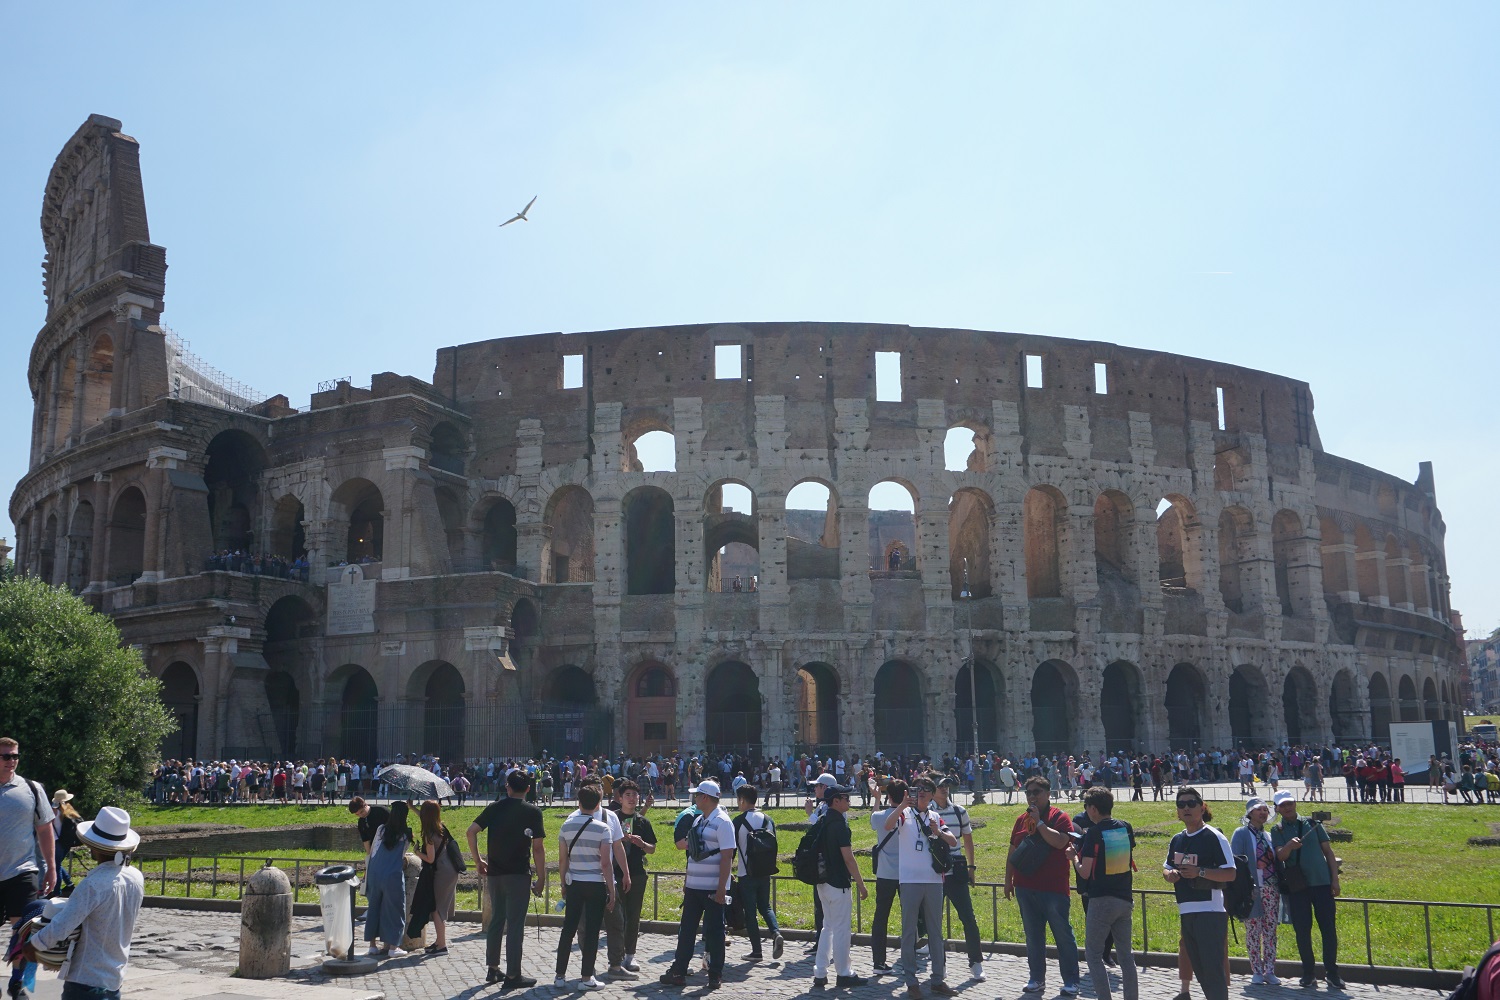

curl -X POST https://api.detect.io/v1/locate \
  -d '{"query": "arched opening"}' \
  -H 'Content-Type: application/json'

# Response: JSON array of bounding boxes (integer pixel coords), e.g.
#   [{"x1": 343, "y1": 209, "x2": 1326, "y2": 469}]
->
[
  {"x1": 1157, "y1": 496, "x2": 1203, "y2": 592},
  {"x1": 106, "y1": 486, "x2": 147, "y2": 586},
  {"x1": 943, "y1": 424, "x2": 991, "y2": 472},
  {"x1": 1229, "y1": 665, "x2": 1275, "y2": 748},
  {"x1": 869, "y1": 481, "x2": 917, "y2": 571},
  {"x1": 482, "y1": 499, "x2": 518, "y2": 571},
  {"x1": 795, "y1": 663, "x2": 841, "y2": 755},
  {"x1": 160, "y1": 662, "x2": 199, "y2": 761},
  {"x1": 1217, "y1": 507, "x2": 1257, "y2": 614},
  {"x1": 434, "y1": 487, "x2": 464, "y2": 566},
  {"x1": 786, "y1": 480, "x2": 839, "y2": 580},
  {"x1": 422, "y1": 662, "x2": 466, "y2": 763},
  {"x1": 949, "y1": 488, "x2": 993, "y2": 600},
  {"x1": 1095, "y1": 491, "x2": 1140, "y2": 628},
  {"x1": 626, "y1": 662, "x2": 677, "y2": 757},
  {"x1": 532, "y1": 665, "x2": 599, "y2": 758},
  {"x1": 1283, "y1": 666, "x2": 1318, "y2": 745},
  {"x1": 264, "y1": 671, "x2": 300, "y2": 757},
  {"x1": 39, "y1": 514, "x2": 57, "y2": 584},
  {"x1": 1031, "y1": 660, "x2": 1076, "y2": 756},
  {"x1": 874, "y1": 660, "x2": 925, "y2": 753},
  {"x1": 1271, "y1": 510, "x2": 1308, "y2": 616},
  {"x1": 625, "y1": 429, "x2": 676, "y2": 473},
  {"x1": 955, "y1": 659, "x2": 1002, "y2": 755},
  {"x1": 544, "y1": 665, "x2": 597, "y2": 705},
  {"x1": 53, "y1": 353, "x2": 77, "y2": 450},
  {"x1": 1386, "y1": 536, "x2": 1409, "y2": 607},
  {"x1": 1100, "y1": 661, "x2": 1144, "y2": 752},
  {"x1": 624, "y1": 486, "x2": 676, "y2": 595},
  {"x1": 705, "y1": 661, "x2": 762, "y2": 754},
  {"x1": 332, "y1": 479, "x2": 384, "y2": 563},
  {"x1": 1354, "y1": 524, "x2": 1382, "y2": 603},
  {"x1": 1398, "y1": 674, "x2": 1419, "y2": 722},
  {"x1": 543, "y1": 486, "x2": 595, "y2": 583},
  {"x1": 1023, "y1": 486, "x2": 1065, "y2": 598},
  {"x1": 1422, "y1": 677, "x2": 1440, "y2": 721},
  {"x1": 66, "y1": 500, "x2": 94, "y2": 592},
  {"x1": 1319, "y1": 518, "x2": 1350, "y2": 597},
  {"x1": 1369, "y1": 673, "x2": 1393, "y2": 742},
  {"x1": 1329, "y1": 669, "x2": 1361, "y2": 744},
  {"x1": 1165, "y1": 663, "x2": 1208, "y2": 749},
  {"x1": 510, "y1": 597, "x2": 539, "y2": 643},
  {"x1": 705, "y1": 481, "x2": 759, "y2": 592},
  {"x1": 204, "y1": 430, "x2": 266, "y2": 554},
  {"x1": 268, "y1": 494, "x2": 307, "y2": 560},
  {"x1": 335, "y1": 666, "x2": 379, "y2": 763},
  {"x1": 82, "y1": 334, "x2": 114, "y2": 428},
  {"x1": 429, "y1": 422, "x2": 466, "y2": 476}
]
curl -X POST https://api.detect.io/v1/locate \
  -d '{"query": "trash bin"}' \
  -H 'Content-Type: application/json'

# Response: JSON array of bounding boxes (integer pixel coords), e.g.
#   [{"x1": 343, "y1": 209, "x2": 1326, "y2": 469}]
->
[{"x1": 315, "y1": 864, "x2": 360, "y2": 961}]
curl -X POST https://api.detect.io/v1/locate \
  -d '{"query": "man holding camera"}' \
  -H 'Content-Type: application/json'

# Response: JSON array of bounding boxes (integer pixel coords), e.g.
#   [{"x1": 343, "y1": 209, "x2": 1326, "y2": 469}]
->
[
  {"x1": 1270, "y1": 790, "x2": 1344, "y2": 989},
  {"x1": 884, "y1": 775, "x2": 958, "y2": 999},
  {"x1": 1005, "y1": 776, "x2": 1080, "y2": 996}
]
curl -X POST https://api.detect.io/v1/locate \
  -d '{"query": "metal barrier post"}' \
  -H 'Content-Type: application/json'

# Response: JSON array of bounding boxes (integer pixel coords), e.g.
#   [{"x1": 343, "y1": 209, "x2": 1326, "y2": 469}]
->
[
  {"x1": 294, "y1": 861, "x2": 302, "y2": 904},
  {"x1": 1425, "y1": 904, "x2": 1434, "y2": 970},
  {"x1": 1140, "y1": 890, "x2": 1149, "y2": 954},
  {"x1": 652, "y1": 873, "x2": 659, "y2": 920},
  {"x1": 211, "y1": 857, "x2": 219, "y2": 899},
  {"x1": 991, "y1": 886, "x2": 999, "y2": 942},
  {"x1": 239, "y1": 858, "x2": 247, "y2": 900},
  {"x1": 1363, "y1": 901, "x2": 1372, "y2": 967},
  {"x1": 185, "y1": 856, "x2": 192, "y2": 898},
  {"x1": 160, "y1": 858, "x2": 167, "y2": 896}
]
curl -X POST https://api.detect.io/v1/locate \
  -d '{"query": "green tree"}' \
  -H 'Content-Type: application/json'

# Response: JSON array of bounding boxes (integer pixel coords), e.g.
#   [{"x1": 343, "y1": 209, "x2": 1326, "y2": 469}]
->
[{"x1": 0, "y1": 576, "x2": 174, "y2": 811}]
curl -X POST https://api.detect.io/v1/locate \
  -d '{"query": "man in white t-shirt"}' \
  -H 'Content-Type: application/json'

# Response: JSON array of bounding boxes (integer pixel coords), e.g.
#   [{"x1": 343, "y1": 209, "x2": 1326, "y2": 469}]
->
[
  {"x1": 659, "y1": 782, "x2": 736, "y2": 990},
  {"x1": 868, "y1": 779, "x2": 907, "y2": 973},
  {"x1": 768, "y1": 763, "x2": 783, "y2": 807},
  {"x1": 882, "y1": 775, "x2": 958, "y2": 998}
]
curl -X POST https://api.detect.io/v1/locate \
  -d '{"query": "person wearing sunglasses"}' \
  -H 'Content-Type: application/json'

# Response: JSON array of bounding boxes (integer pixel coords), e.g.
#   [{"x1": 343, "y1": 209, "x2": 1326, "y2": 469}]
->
[
  {"x1": 2, "y1": 736, "x2": 57, "y2": 1000},
  {"x1": 1163, "y1": 789, "x2": 1236, "y2": 1000}
]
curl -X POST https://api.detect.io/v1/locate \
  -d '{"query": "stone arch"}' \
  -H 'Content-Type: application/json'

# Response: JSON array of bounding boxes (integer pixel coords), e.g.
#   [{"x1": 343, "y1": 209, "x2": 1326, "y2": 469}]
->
[
  {"x1": 543, "y1": 665, "x2": 597, "y2": 706},
  {"x1": 1165, "y1": 662, "x2": 1209, "y2": 749},
  {"x1": 1368, "y1": 672, "x2": 1393, "y2": 742},
  {"x1": 1217, "y1": 506, "x2": 1257, "y2": 614},
  {"x1": 1031, "y1": 659, "x2": 1078, "y2": 756},
  {"x1": 82, "y1": 333, "x2": 114, "y2": 429},
  {"x1": 1157, "y1": 494, "x2": 1204, "y2": 592},
  {"x1": 1272, "y1": 509, "x2": 1312, "y2": 616},
  {"x1": 1385, "y1": 536, "x2": 1409, "y2": 607},
  {"x1": 1353, "y1": 524, "x2": 1382, "y2": 603},
  {"x1": 543, "y1": 486, "x2": 595, "y2": 583},
  {"x1": 66, "y1": 499, "x2": 94, "y2": 592},
  {"x1": 1101, "y1": 660, "x2": 1145, "y2": 752},
  {"x1": 331, "y1": 478, "x2": 384, "y2": 563},
  {"x1": 1229, "y1": 664, "x2": 1275, "y2": 748},
  {"x1": 53, "y1": 351, "x2": 77, "y2": 450},
  {"x1": 795, "y1": 662, "x2": 841, "y2": 754},
  {"x1": 943, "y1": 421, "x2": 993, "y2": 473},
  {"x1": 479, "y1": 497, "x2": 518, "y2": 571},
  {"x1": 408, "y1": 661, "x2": 465, "y2": 762},
  {"x1": 159, "y1": 661, "x2": 200, "y2": 761},
  {"x1": 1283, "y1": 665, "x2": 1318, "y2": 744},
  {"x1": 1024, "y1": 485, "x2": 1066, "y2": 598},
  {"x1": 106, "y1": 485, "x2": 147, "y2": 586},
  {"x1": 874, "y1": 660, "x2": 925, "y2": 753},
  {"x1": 625, "y1": 660, "x2": 677, "y2": 757},
  {"x1": 329, "y1": 665, "x2": 379, "y2": 763},
  {"x1": 39, "y1": 512, "x2": 57, "y2": 584},
  {"x1": 623, "y1": 413, "x2": 676, "y2": 472},
  {"x1": 1328, "y1": 669, "x2": 1362, "y2": 744},
  {"x1": 705, "y1": 479, "x2": 758, "y2": 592},
  {"x1": 264, "y1": 670, "x2": 300, "y2": 757},
  {"x1": 869, "y1": 480, "x2": 918, "y2": 571},
  {"x1": 949, "y1": 487, "x2": 993, "y2": 600},
  {"x1": 1319, "y1": 517, "x2": 1350, "y2": 596},
  {"x1": 429, "y1": 422, "x2": 466, "y2": 476},
  {"x1": 955, "y1": 658, "x2": 1003, "y2": 754},
  {"x1": 1398, "y1": 674, "x2": 1419, "y2": 722},
  {"x1": 204, "y1": 430, "x2": 267, "y2": 554},
  {"x1": 268, "y1": 494, "x2": 307, "y2": 560},
  {"x1": 1422, "y1": 676, "x2": 1440, "y2": 721},
  {"x1": 1094, "y1": 491, "x2": 1141, "y2": 628},
  {"x1": 786, "y1": 479, "x2": 840, "y2": 580},
  {"x1": 433, "y1": 486, "x2": 465, "y2": 566},
  {"x1": 623, "y1": 485, "x2": 676, "y2": 595},
  {"x1": 705, "y1": 660, "x2": 762, "y2": 754}
]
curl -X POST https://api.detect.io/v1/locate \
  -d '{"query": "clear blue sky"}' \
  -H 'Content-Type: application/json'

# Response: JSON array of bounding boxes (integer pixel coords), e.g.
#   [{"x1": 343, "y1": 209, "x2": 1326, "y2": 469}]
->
[{"x1": 3, "y1": 6, "x2": 1496, "y2": 634}]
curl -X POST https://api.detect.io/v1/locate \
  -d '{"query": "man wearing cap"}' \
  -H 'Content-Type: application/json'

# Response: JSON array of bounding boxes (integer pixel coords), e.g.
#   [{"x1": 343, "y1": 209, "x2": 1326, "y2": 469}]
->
[
  {"x1": 803, "y1": 772, "x2": 839, "y2": 945},
  {"x1": 1, "y1": 736, "x2": 56, "y2": 1000},
  {"x1": 884, "y1": 775, "x2": 958, "y2": 998},
  {"x1": 811, "y1": 784, "x2": 867, "y2": 991},
  {"x1": 23, "y1": 806, "x2": 144, "y2": 1000},
  {"x1": 1270, "y1": 790, "x2": 1344, "y2": 989},
  {"x1": 659, "y1": 781, "x2": 736, "y2": 990}
]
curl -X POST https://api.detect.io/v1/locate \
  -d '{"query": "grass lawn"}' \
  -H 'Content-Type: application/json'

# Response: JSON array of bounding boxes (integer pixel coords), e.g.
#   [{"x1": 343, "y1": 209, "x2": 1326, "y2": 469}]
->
[{"x1": 124, "y1": 797, "x2": 1500, "y2": 970}]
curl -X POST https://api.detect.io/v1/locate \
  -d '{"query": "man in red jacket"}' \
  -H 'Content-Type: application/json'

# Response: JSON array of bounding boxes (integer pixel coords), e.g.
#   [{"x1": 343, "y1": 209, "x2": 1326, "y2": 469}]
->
[{"x1": 1004, "y1": 776, "x2": 1080, "y2": 995}]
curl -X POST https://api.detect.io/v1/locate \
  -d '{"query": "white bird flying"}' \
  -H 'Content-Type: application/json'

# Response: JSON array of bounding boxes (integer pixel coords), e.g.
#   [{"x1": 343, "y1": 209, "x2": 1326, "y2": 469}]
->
[{"x1": 499, "y1": 195, "x2": 538, "y2": 228}]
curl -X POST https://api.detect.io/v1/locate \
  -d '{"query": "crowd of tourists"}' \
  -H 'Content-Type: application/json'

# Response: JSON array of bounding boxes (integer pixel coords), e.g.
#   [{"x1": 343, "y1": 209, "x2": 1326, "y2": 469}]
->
[{"x1": 202, "y1": 549, "x2": 312, "y2": 581}]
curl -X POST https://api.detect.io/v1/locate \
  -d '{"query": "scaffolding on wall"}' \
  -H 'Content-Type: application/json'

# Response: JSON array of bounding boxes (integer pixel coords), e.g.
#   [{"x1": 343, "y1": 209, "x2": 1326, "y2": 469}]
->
[{"x1": 163, "y1": 327, "x2": 263, "y2": 412}]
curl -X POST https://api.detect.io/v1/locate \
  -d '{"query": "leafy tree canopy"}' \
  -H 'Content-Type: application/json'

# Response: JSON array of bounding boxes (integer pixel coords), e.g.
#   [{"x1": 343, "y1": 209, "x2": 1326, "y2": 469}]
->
[{"x1": 0, "y1": 577, "x2": 174, "y2": 812}]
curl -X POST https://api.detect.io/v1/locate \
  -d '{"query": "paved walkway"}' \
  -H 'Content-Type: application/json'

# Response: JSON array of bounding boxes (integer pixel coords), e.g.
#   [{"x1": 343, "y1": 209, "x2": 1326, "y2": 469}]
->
[{"x1": 24, "y1": 906, "x2": 1448, "y2": 1000}]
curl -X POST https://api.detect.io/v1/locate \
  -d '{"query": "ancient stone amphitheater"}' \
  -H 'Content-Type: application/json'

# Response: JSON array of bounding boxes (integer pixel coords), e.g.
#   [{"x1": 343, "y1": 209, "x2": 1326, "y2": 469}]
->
[{"x1": 10, "y1": 116, "x2": 1466, "y2": 764}]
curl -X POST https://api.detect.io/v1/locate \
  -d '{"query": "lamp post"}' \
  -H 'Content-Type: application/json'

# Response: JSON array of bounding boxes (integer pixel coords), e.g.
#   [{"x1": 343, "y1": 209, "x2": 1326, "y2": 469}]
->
[{"x1": 963, "y1": 557, "x2": 983, "y2": 805}]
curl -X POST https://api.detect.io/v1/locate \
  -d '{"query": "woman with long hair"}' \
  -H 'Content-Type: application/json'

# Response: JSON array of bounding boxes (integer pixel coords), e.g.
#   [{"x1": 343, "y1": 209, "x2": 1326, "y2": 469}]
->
[
  {"x1": 364, "y1": 800, "x2": 412, "y2": 958},
  {"x1": 414, "y1": 800, "x2": 460, "y2": 953}
]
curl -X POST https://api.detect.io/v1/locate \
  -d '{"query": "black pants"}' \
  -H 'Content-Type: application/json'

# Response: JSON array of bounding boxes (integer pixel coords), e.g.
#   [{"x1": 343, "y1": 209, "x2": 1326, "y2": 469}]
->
[
  {"x1": 870, "y1": 878, "x2": 900, "y2": 966},
  {"x1": 672, "y1": 888, "x2": 725, "y2": 978},
  {"x1": 556, "y1": 881, "x2": 607, "y2": 979},
  {"x1": 1179, "y1": 911, "x2": 1229, "y2": 1000},
  {"x1": 487, "y1": 874, "x2": 535, "y2": 976},
  {"x1": 1284, "y1": 885, "x2": 1340, "y2": 981},
  {"x1": 943, "y1": 868, "x2": 984, "y2": 965}
]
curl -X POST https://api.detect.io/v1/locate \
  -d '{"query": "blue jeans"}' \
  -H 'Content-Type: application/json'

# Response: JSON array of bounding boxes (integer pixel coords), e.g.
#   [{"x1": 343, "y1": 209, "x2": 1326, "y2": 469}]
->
[
  {"x1": 739, "y1": 875, "x2": 779, "y2": 953},
  {"x1": 1016, "y1": 887, "x2": 1080, "y2": 986},
  {"x1": 62, "y1": 984, "x2": 120, "y2": 1000},
  {"x1": 671, "y1": 888, "x2": 725, "y2": 978}
]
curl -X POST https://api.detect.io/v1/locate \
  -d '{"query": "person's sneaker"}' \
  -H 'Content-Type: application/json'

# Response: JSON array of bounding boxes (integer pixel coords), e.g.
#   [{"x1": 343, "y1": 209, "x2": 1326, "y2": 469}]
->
[
  {"x1": 507, "y1": 976, "x2": 538, "y2": 989},
  {"x1": 1326, "y1": 977, "x2": 1347, "y2": 991},
  {"x1": 707, "y1": 977, "x2": 722, "y2": 991},
  {"x1": 873, "y1": 963, "x2": 894, "y2": 974},
  {"x1": 837, "y1": 975, "x2": 869, "y2": 989},
  {"x1": 365, "y1": 946, "x2": 384, "y2": 957},
  {"x1": 1022, "y1": 982, "x2": 1046, "y2": 994},
  {"x1": 930, "y1": 982, "x2": 957, "y2": 997},
  {"x1": 1299, "y1": 977, "x2": 1317, "y2": 989},
  {"x1": 1265, "y1": 975, "x2": 1283, "y2": 986},
  {"x1": 773, "y1": 934, "x2": 785, "y2": 959},
  {"x1": 607, "y1": 966, "x2": 638, "y2": 980},
  {"x1": 621, "y1": 957, "x2": 641, "y2": 973},
  {"x1": 554, "y1": 976, "x2": 570, "y2": 989},
  {"x1": 389, "y1": 948, "x2": 409, "y2": 958},
  {"x1": 580, "y1": 977, "x2": 604, "y2": 991},
  {"x1": 907, "y1": 987, "x2": 924, "y2": 1000},
  {"x1": 1061, "y1": 983, "x2": 1081, "y2": 996},
  {"x1": 916, "y1": 941, "x2": 930, "y2": 957},
  {"x1": 487, "y1": 968, "x2": 503, "y2": 985},
  {"x1": 746, "y1": 952, "x2": 764, "y2": 962},
  {"x1": 971, "y1": 961, "x2": 986, "y2": 982},
  {"x1": 1252, "y1": 975, "x2": 1267, "y2": 985},
  {"x1": 812, "y1": 978, "x2": 828, "y2": 990},
  {"x1": 424, "y1": 945, "x2": 448, "y2": 955},
  {"x1": 658, "y1": 971, "x2": 686, "y2": 987}
]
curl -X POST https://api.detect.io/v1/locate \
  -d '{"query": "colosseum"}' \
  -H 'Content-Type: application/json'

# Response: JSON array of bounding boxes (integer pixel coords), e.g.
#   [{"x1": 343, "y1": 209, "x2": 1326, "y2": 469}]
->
[{"x1": 10, "y1": 115, "x2": 1468, "y2": 765}]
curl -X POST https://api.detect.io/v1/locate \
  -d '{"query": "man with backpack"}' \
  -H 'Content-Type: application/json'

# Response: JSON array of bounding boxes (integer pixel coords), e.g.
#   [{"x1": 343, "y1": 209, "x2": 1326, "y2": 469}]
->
[
  {"x1": 1, "y1": 736, "x2": 56, "y2": 1000},
  {"x1": 1070, "y1": 786, "x2": 1139, "y2": 1000},
  {"x1": 883, "y1": 775, "x2": 957, "y2": 998},
  {"x1": 733, "y1": 785, "x2": 784, "y2": 961},
  {"x1": 659, "y1": 781, "x2": 736, "y2": 991}
]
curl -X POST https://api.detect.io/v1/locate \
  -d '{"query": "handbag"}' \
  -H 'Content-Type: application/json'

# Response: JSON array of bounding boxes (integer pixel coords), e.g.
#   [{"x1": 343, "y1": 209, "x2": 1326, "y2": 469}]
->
[
  {"x1": 443, "y1": 829, "x2": 467, "y2": 873},
  {"x1": 1276, "y1": 820, "x2": 1309, "y2": 893},
  {"x1": 1008, "y1": 832, "x2": 1051, "y2": 876}
]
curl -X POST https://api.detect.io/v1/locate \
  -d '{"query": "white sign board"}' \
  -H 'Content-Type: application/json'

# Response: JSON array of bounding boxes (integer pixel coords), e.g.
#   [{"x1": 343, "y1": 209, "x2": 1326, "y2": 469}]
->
[
  {"x1": 1389, "y1": 722, "x2": 1436, "y2": 778},
  {"x1": 327, "y1": 563, "x2": 378, "y2": 636}
]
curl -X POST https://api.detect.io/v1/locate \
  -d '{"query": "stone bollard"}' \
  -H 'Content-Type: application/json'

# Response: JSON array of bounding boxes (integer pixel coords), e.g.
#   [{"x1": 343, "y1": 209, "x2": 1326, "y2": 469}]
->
[
  {"x1": 401, "y1": 853, "x2": 426, "y2": 951},
  {"x1": 239, "y1": 865, "x2": 293, "y2": 978}
]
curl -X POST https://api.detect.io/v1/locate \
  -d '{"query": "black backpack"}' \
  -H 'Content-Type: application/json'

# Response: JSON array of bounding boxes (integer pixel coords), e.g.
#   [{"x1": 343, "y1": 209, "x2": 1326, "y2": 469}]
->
[
  {"x1": 735, "y1": 813, "x2": 780, "y2": 878},
  {"x1": 792, "y1": 816, "x2": 828, "y2": 885},
  {"x1": 1224, "y1": 853, "x2": 1256, "y2": 921}
]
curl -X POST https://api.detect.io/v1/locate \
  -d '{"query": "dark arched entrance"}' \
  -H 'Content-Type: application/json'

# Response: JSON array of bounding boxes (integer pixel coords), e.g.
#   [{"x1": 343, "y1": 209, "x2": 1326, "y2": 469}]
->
[
  {"x1": 955, "y1": 660, "x2": 1001, "y2": 754},
  {"x1": 1284, "y1": 667, "x2": 1318, "y2": 745},
  {"x1": 1229, "y1": 666, "x2": 1273, "y2": 749},
  {"x1": 874, "y1": 661, "x2": 925, "y2": 755},
  {"x1": 706, "y1": 661, "x2": 762, "y2": 754},
  {"x1": 204, "y1": 430, "x2": 266, "y2": 553},
  {"x1": 795, "y1": 663, "x2": 840, "y2": 756},
  {"x1": 1369, "y1": 673, "x2": 1392, "y2": 742},
  {"x1": 337, "y1": 667, "x2": 379, "y2": 763},
  {"x1": 1031, "y1": 661, "x2": 1075, "y2": 757},
  {"x1": 624, "y1": 487, "x2": 676, "y2": 595},
  {"x1": 1100, "y1": 661, "x2": 1143, "y2": 752},
  {"x1": 422, "y1": 663, "x2": 465, "y2": 762},
  {"x1": 265, "y1": 671, "x2": 300, "y2": 757},
  {"x1": 160, "y1": 662, "x2": 199, "y2": 761},
  {"x1": 1165, "y1": 663, "x2": 1207, "y2": 749}
]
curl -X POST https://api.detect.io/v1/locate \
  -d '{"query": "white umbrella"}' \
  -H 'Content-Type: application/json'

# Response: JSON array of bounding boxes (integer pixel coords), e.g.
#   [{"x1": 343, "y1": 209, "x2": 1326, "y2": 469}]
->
[{"x1": 376, "y1": 764, "x2": 454, "y2": 800}]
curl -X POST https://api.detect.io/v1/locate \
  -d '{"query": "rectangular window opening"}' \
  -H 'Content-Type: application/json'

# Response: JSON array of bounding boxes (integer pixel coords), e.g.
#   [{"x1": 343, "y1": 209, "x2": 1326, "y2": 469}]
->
[
  {"x1": 1025, "y1": 354, "x2": 1044, "y2": 389},
  {"x1": 1094, "y1": 362, "x2": 1109, "y2": 395},
  {"x1": 1215, "y1": 385, "x2": 1227, "y2": 430},
  {"x1": 715, "y1": 344, "x2": 743, "y2": 380},
  {"x1": 643, "y1": 722, "x2": 668, "y2": 740},
  {"x1": 875, "y1": 351, "x2": 902, "y2": 401},
  {"x1": 562, "y1": 354, "x2": 584, "y2": 390}
]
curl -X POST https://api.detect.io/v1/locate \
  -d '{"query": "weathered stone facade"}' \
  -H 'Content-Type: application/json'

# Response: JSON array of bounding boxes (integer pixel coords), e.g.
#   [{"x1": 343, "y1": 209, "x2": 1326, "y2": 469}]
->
[{"x1": 10, "y1": 116, "x2": 1467, "y2": 763}]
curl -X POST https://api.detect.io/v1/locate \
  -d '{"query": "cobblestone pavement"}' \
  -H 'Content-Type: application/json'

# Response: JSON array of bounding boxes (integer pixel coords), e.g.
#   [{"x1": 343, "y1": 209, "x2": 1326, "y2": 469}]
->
[{"x1": 52, "y1": 906, "x2": 1447, "y2": 1000}]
